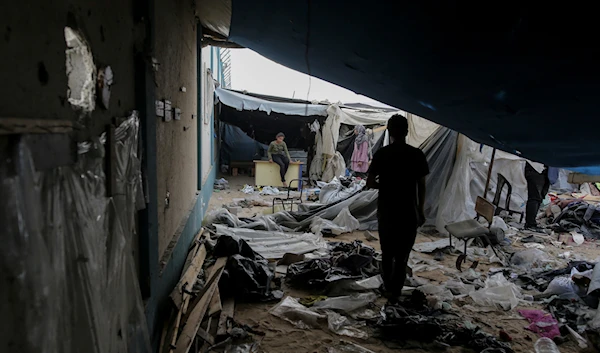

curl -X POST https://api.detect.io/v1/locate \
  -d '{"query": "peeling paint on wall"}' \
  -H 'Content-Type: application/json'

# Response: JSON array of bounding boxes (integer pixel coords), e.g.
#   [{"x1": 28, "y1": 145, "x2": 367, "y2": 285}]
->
[{"x1": 64, "y1": 26, "x2": 96, "y2": 113}]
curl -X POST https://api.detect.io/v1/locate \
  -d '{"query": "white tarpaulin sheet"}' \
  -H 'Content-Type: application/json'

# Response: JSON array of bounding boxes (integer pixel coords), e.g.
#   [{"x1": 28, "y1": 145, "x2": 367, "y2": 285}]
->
[
  {"x1": 214, "y1": 224, "x2": 327, "y2": 259},
  {"x1": 215, "y1": 88, "x2": 329, "y2": 116},
  {"x1": 435, "y1": 135, "x2": 532, "y2": 234}
]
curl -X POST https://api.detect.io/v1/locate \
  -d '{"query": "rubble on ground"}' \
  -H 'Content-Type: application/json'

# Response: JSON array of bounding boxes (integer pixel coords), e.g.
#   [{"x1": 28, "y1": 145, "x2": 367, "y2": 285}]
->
[{"x1": 165, "y1": 178, "x2": 600, "y2": 352}]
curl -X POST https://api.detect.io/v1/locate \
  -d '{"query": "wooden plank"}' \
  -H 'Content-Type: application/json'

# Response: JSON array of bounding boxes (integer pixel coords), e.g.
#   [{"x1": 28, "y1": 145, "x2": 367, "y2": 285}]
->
[
  {"x1": 217, "y1": 297, "x2": 235, "y2": 337},
  {"x1": 174, "y1": 257, "x2": 227, "y2": 353},
  {"x1": 159, "y1": 309, "x2": 174, "y2": 353},
  {"x1": 0, "y1": 117, "x2": 74, "y2": 134},
  {"x1": 195, "y1": 326, "x2": 215, "y2": 346},
  {"x1": 170, "y1": 243, "x2": 207, "y2": 310},
  {"x1": 182, "y1": 228, "x2": 205, "y2": 276},
  {"x1": 208, "y1": 288, "x2": 222, "y2": 317}
]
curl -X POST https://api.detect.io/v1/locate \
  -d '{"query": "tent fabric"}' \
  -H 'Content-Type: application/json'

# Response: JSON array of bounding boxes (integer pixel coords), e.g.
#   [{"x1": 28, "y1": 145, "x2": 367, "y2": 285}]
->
[
  {"x1": 217, "y1": 103, "x2": 317, "y2": 149},
  {"x1": 226, "y1": 0, "x2": 600, "y2": 170},
  {"x1": 215, "y1": 87, "x2": 328, "y2": 117},
  {"x1": 219, "y1": 122, "x2": 267, "y2": 164}
]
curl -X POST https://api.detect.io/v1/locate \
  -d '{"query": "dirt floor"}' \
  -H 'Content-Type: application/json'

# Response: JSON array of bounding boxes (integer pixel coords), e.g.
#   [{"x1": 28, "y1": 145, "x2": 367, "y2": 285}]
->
[{"x1": 207, "y1": 175, "x2": 597, "y2": 353}]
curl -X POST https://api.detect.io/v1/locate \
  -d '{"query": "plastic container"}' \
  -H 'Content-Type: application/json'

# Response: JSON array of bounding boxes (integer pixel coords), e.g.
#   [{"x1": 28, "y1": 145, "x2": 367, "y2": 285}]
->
[{"x1": 534, "y1": 337, "x2": 560, "y2": 353}]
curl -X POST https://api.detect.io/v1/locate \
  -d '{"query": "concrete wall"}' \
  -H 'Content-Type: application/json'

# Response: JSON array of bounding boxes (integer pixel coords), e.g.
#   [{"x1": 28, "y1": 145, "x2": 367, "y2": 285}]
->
[
  {"x1": 155, "y1": 0, "x2": 200, "y2": 259},
  {"x1": 1, "y1": 0, "x2": 222, "y2": 349},
  {"x1": 0, "y1": 0, "x2": 139, "y2": 138}
]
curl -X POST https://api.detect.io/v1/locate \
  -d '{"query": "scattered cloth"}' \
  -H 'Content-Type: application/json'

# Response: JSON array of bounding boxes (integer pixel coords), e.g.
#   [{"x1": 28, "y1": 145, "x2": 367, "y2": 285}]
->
[{"x1": 518, "y1": 309, "x2": 560, "y2": 339}]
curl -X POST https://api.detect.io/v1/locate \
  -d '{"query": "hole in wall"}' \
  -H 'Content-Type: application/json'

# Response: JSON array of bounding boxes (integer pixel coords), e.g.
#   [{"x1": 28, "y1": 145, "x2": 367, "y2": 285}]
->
[
  {"x1": 5, "y1": 26, "x2": 11, "y2": 42},
  {"x1": 64, "y1": 26, "x2": 96, "y2": 113},
  {"x1": 37, "y1": 61, "x2": 49, "y2": 85}
]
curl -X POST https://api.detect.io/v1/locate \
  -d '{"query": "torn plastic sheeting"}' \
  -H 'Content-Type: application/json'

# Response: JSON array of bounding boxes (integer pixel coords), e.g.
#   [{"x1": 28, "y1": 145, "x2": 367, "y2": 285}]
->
[
  {"x1": 587, "y1": 262, "x2": 600, "y2": 295},
  {"x1": 1, "y1": 122, "x2": 150, "y2": 353},
  {"x1": 203, "y1": 208, "x2": 244, "y2": 227},
  {"x1": 412, "y1": 238, "x2": 466, "y2": 253},
  {"x1": 310, "y1": 207, "x2": 360, "y2": 236},
  {"x1": 215, "y1": 224, "x2": 326, "y2": 260},
  {"x1": 327, "y1": 340, "x2": 376, "y2": 353},
  {"x1": 469, "y1": 273, "x2": 523, "y2": 311},
  {"x1": 327, "y1": 311, "x2": 369, "y2": 339},
  {"x1": 269, "y1": 296, "x2": 326, "y2": 329},
  {"x1": 445, "y1": 280, "x2": 476, "y2": 296},
  {"x1": 220, "y1": 254, "x2": 280, "y2": 301},
  {"x1": 281, "y1": 188, "x2": 379, "y2": 231},
  {"x1": 317, "y1": 177, "x2": 365, "y2": 204},
  {"x1": 208, "y1": 189, "x2": 379, "y2": 232},
  {"x1": 378, "y1": 302, "x2": 514, "y2": 352},
  {"x1": 312, "y1": 292, "x2": 377, "y2": 312},
  {"x1": 326, "y1": 275, "x2": 383, "y2": 296},
  {"x1": 510, "y1": 249, "x2": 552, "y2": 269}
]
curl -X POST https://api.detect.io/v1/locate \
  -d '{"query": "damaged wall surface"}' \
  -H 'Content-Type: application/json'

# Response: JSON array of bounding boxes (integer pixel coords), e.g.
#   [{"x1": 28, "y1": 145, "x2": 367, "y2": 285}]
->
[
  {"x1": 155, "y1": 0, "x2": 200, "y2": 259},
  {"x1": 0, "y1": 1, "x2": 139, "y2": 139},
  {"x1": 1, "y1": 1, "x2": 225, "y2": 352}
]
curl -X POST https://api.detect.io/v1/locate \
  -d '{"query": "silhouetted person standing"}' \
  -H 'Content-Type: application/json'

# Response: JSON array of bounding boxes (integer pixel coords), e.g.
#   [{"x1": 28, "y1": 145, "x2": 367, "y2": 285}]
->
[{"x1": 367, "y1": 114, "x2": 429, "y2": 299}]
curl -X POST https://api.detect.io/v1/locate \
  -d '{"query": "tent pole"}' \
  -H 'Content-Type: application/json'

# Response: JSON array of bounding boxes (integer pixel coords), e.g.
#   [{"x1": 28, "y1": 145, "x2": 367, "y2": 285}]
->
[{"x1": 483, "y1": 147, "x2": 496, "y2": 200}]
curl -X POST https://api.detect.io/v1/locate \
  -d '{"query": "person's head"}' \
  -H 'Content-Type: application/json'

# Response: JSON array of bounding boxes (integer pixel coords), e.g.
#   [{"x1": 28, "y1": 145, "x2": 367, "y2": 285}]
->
[
  {"x1": 354, "y1": 125, "x2": 365, "y2": 135},
  {"x1": 276, "y1": 132, "x2": 285, "y2": 142},
  {"x1": 387, "y1": 114, "x2": 409, "y2": 142}
]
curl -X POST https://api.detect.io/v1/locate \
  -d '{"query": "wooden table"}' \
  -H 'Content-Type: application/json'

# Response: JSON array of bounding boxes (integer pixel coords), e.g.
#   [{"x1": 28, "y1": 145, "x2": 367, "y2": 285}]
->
[{"x1": 254, "y1": 160, "x2": 304, "y2": 189}]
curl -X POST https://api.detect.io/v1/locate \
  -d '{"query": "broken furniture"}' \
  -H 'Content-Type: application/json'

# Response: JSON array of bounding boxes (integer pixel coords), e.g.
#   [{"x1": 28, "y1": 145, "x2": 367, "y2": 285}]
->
[
  {"x1": 160, "y1": 228, "x2": 236, "y2": 353},
  {"x1": 254, "y1": 160, "x2": 304, "y2": 188},
  {"x1": 272, "y1": 179, "x2": 304, "y2": 212},
  {"x1": 492, "y1": 173, "x2": 524, "y2": 223},
  {"x1": 445, "y1": 196, "x2": 499, "y2": 271}
]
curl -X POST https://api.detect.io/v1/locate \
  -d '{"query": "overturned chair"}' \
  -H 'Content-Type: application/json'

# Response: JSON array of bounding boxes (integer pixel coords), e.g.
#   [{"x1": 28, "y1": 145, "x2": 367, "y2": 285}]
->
[
  {"x1": 492, "y1": 173, "x2": 524, "y2": 223},
  {"x1": 272, "y1": 179, "x2": 304, "y2": 212},
  {"x1": 445, "y1": 196, "x2": 500, "y2": 271}
]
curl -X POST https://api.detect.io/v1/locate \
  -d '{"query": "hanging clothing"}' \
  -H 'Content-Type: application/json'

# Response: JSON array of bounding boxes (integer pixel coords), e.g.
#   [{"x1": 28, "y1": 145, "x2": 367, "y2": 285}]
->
[{"x1": 351, "y1": 125, "x2": 371, "y2": 172}]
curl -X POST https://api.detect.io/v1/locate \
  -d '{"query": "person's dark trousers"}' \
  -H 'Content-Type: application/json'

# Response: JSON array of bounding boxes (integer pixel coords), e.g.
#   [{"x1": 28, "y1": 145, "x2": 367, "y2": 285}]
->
[
  {"x1": 378, "y1": 216, "x2": 417, "y2": 297},
  {"x1": 272, "y1": 154, "x2": 289, "y2": 182},
  {"x1": 525, "y1": 163, "x2": 550, "y2": 226}
]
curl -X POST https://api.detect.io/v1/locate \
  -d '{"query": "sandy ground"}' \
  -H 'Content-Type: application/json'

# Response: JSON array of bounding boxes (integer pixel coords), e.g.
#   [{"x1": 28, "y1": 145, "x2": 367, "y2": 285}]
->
[{"x1": 207, "y1": 175, "x2": 597, "y2": 353}]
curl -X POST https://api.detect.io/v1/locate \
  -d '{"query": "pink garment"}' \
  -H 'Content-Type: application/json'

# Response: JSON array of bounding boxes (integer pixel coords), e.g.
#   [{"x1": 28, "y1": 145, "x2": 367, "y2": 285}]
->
[
  {"x1": 351, "y1": 141, "x2": 370, "y2": 172},
  {"x1": 518, "y1": 309, "x2": 560, "y2": 339}
]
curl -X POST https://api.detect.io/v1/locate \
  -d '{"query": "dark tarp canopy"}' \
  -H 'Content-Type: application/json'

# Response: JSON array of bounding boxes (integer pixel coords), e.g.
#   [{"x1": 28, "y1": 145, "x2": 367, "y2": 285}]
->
[{"x1": 223, "y1": 0, "x2": 600, "y2": 173}]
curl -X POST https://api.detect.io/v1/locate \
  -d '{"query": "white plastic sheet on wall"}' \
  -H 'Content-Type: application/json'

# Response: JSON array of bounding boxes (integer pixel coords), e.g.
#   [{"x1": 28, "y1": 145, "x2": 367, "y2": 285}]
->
[{"x1": 0, "y1": 113, "x2": 150, "y2": 353}]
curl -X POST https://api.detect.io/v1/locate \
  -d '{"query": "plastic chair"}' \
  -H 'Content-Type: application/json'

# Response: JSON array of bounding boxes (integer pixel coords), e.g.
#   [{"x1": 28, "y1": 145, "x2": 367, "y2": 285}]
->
[
  {"x1": 445, "y1": 196, "x2": 500, "y2": 271},
  {"x1": 492, "y1": 173, "x2": 524, "y2": 223},
  {"x1": 272, "y1": 179, "x2": 304, "y2": 212}
]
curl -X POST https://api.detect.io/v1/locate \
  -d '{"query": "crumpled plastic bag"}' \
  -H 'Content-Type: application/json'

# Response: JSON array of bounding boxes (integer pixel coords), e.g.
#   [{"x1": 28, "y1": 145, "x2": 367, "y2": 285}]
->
[
  {"x1": 202, "y1": 208, "x2": 242, "y2": 227},
  {"x1": 326, "y1": 311, "x2": 368, "y2": 339},
  {"x1": 469, "y1": 273, "x2": 523, "y2": 310},
  {"x1": 310, "y1": 207, "x2": 360, "y2": 236},
  {"x1": 510, "y1": 249, "x2": 550, "y2": 268},
  {"x1": 317, "y1": 177, "x2": 365, "y2": 204},
  {"x1": 326, "y1": 275, "x2": 383, "y2": 296},
  {"x1": 312, "y1": 292, "x2": 377, "y2": 312},
  {"x1": 260, "y1": 186, "x2": 280, "y2": 195},
  {"x1": 269, "y1": 297, "x2": 325, "y2": 329},
  {"x1": 241, "y1": 185, "x2": 255, "y2": 194},
  {"x1": 445, "y1": 279, "x2": 475, "y2": 296}
]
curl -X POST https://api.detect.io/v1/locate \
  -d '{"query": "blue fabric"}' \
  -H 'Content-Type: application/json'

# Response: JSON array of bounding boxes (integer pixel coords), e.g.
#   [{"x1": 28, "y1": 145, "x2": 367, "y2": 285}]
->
[
  {"x1": 548, "y1": 167, "x2": 559, "y2": 185},
  {"x1": 229, "y1": 0, "x2": 600, "y2": 169},
  {"x1": 220, "y1": 122, "x2": 267, "y2": 164}
]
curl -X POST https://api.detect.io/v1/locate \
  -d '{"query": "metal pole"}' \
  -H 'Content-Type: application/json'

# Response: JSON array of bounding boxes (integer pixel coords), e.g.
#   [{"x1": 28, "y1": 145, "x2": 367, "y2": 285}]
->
[{"x1": 483, "y1": 148, "x2": 496, "y2": 200}]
